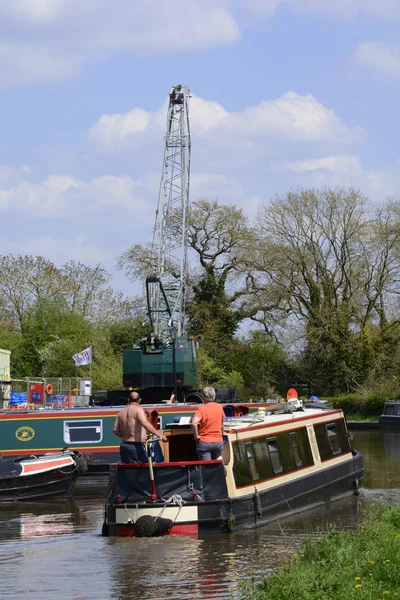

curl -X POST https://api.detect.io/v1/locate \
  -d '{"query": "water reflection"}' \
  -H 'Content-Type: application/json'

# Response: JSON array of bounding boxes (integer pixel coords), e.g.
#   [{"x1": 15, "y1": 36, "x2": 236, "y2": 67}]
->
[
  {"x1": 0, "y1": 501, "x2": 78, "y2": 542},
  {"x1": 352, "y1": 431, "x2": 400, "y2": 490},
  {"x1": 0, "y1": 431, "x2": 399, "y2": 600},
  {"x1": 108, "y1": 535, "x2": 241, "y2": 599},
  {"x1": 0, "y1": 478, "x2": 108, "y2": 544}
]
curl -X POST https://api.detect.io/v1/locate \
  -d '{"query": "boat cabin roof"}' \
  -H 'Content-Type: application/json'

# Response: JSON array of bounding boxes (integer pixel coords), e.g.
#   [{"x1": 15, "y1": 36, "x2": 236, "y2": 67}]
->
[{"x1": 223, "y1": 406, "x2": 340, "y2": 432}]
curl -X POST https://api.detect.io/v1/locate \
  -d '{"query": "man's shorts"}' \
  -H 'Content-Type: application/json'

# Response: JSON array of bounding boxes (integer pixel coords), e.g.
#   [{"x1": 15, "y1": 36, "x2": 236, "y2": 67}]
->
[
  {"x1": 120, "y1": 441, "x2": 148, "y2": 463},
  {"x1": 196, "y1": 441, "x2": 223, "y2": 461}
]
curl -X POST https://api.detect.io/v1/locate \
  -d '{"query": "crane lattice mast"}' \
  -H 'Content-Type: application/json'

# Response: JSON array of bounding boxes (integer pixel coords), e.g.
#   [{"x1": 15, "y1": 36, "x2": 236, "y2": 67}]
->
[{"x1": 146, "y1": 84, "x2": 191, "y2": 342}]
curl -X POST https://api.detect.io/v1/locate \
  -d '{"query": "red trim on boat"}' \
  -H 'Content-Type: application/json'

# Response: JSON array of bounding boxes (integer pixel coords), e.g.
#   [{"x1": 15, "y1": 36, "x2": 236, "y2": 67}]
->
[
  {"x1": 21, "y1": 457, "x2": 73, "y2": 473},
  {"x1": 115, "y1": 523, "x2": 199, "y2": 537},
  {"x1": 112, "y1": 459, "x2": 221, "y2": 468},
  {"x1": 0, "y1": 402, "x2": 271, "y2": 420}
]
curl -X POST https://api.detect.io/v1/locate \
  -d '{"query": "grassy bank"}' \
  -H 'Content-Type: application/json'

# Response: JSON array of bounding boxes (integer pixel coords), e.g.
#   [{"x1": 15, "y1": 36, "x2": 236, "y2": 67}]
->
[{"x1": 239, "y1": 505, "x2": 400, "y2": 599}]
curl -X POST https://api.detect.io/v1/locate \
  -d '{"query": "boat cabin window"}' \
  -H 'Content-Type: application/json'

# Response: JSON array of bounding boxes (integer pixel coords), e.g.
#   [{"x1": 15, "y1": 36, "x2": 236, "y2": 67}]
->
[
  {"x1": 176, "y1": 340, "x2": 188, "y2": 350},
  {"x1": 244, "y1": 441, "x2": 259, "y2": 481},
  {"x1": 289, "y1": 432, "x2": 302, "y2": 467},
  {"x1": 63, "y1": 419, "x2": 103, "y2": 444},
  {"x1": 266, "y1": 437, "x2": 283, "y2": 474},
  {"x1": 325, "y1": 423, "x2": 341, "y2": 455},
  {"x1": 384, "y1": 404, "x2": 400, "y2": 416}
]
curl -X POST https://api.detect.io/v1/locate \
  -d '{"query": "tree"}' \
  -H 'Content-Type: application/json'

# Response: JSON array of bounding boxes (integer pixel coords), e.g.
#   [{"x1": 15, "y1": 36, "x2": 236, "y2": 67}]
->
[
  {"x1": 247, "y1": 188, "x2": 400, "y2": 394},
  {"x1": 185, "y1": 199, "x2": 250, "y2": 360},
  {"x1": 117, "y1": 198, "x2": 254, "y2": 365},
  {"x1": 230, "y1": 331, "x2": 292, "y2": 399},
  {"x1": 0, "y1": 255, "x2": 132, "y2": 332},
  {"x1": 108, "y1": 316, "x2": 147, "y2": 356}
]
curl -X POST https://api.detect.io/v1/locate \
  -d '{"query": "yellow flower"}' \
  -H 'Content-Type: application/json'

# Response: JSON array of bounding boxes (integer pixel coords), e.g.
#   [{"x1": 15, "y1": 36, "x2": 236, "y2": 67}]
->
[
  {"x1": 355, "y1": 577, "x2": 361, "y2": 580},
  {"x1": 385, "y1": 559, "x2": 391, "y2": 563},
  {"x1": 355, "y1": 584, "x2": 362, "y2": 588},
  {"x1": 384, "y1": 591, "x2": 390, "y2": 595},
  {"x1": 368, "y1": 560, "x2": 374, "y2": 564}
]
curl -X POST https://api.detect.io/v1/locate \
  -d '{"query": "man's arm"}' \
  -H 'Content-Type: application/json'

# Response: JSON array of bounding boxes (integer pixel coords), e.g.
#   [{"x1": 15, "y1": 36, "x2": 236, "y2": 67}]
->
[
  {"x1": 191, "y1": 415, "x2": 201, "y2": 442},
  {"x1": 137, "y1": 410, "x2": 167, "y2": 442},
  {"x1": 113, "y1": 416, "x2": 121, "y2": 438}
]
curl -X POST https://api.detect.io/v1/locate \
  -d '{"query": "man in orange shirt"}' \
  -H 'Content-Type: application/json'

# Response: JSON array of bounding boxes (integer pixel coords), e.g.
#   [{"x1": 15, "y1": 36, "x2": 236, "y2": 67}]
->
[
  {"x1": 113, "y1": 391, "x2": 167, "y2": 463},
  {"x1": 191, "y1": 387, "x2": 225, "y2": 461}
]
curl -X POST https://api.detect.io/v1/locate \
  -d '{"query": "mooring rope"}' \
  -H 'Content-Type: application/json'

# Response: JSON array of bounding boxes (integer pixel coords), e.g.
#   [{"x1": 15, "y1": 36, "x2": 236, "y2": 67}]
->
[{"x1": 156, "y1": 493, "x2": 185, "y2": 524}]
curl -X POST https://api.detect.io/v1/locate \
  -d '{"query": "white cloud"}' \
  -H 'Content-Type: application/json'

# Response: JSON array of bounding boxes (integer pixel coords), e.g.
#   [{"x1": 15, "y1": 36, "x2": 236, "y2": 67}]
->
[
  {"x1": 0, "y1": 173, "x2": 150, "y2": 217},
  {"x1": 243, "y1": 0, "x2": 400, "y2": 19},
  {"x1": 275, "y1": 154, "x2": 400, "y2": 199},
  {"x1": 351, "y1": 42, "x2": 400, "y2": 79},
  {"x1": 190, "y1": 173, "x2": 244, "y2": 201},
  {"x1": 90, "y1": 92, "x2": 363, "y2": 152},
  {"x1": 276, "y1": 154, "x2": 362, "y2": 174},
  {"x1": 0, "y1": 0, "x2": 240, "y2": 86},
  {"x1": 0, "y1": 164, "x2": 33, "y2": 183},
  {"x1": 0, "y1": 0, "x2": 398, "y2": 87},
  {"x1": 0, "y1": 233, "x2": 108, "y2": 266},
  {"x1": 89, "y1": 108, "x2": 155, "y2": 148}
]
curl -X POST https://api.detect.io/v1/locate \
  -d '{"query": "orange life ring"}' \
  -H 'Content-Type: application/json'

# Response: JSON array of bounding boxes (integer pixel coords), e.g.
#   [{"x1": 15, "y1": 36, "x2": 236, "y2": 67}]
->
[{"x1": 45, "y1": 383, "x2": 53, "y2": 395}]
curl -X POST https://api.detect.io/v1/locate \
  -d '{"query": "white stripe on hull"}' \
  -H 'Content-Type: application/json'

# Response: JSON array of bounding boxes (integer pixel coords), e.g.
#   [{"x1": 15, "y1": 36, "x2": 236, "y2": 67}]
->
[{"x1": 115, "y1": 504, "x2": 198, "y2": 524}]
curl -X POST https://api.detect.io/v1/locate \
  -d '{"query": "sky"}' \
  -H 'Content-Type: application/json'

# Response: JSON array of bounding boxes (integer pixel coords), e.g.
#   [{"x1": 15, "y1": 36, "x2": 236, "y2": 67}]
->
[{"x1": 0, "y1": 0, "x2": 399, "y2": 296}]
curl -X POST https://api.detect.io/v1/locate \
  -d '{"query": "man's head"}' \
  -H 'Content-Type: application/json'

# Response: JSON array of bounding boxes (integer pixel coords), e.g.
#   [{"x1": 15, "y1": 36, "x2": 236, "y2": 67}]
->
[
  {"x1": 202, "y1": 387, "x2": 216, "y2": 403},
  {"x1": 128, "y1": 391, "x2": 141, "y2": 404}
]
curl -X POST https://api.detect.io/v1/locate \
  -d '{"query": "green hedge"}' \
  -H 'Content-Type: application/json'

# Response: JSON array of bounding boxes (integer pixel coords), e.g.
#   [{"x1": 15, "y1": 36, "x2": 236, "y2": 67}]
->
[{"x1": 321, "y1": 393, "x2": 399, "y2": 417}]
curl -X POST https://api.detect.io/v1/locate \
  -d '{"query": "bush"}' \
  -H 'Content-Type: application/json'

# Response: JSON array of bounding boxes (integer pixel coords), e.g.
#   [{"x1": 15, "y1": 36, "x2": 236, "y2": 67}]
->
[{"x1": 323, "y1": 393, "x2": 389, "y2": 417}]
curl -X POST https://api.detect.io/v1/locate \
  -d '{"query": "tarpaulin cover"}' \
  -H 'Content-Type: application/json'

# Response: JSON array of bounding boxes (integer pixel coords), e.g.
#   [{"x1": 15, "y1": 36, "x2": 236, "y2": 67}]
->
[{"x1": 111, "y1": 462, "x2": 228, "y2": 503}]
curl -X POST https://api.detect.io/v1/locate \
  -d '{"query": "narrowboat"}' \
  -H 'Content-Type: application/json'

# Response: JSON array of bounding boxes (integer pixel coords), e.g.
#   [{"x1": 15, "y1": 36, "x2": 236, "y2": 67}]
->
[
  {"x1": 0, "y1": 450, "x2": 83, "y2": 503},
  {"x1": 379, "y1": 400, "x2": 400, "y2": 430},
  {"x1": 102, "y1": 401, "x2": 364, "y2": 537},
  {"x1": 0, "y1": 401, "x2": 267, "y2": 474}
]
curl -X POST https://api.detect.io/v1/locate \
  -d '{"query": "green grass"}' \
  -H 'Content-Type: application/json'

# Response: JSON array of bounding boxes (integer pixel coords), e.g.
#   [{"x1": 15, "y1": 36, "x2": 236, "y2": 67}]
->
[
  {"x1": 239, "y1": 505, "x2": 400, "y2": 600},
  {"x1": 346, "y1": 414, "x2": 380, "y2": 422}
]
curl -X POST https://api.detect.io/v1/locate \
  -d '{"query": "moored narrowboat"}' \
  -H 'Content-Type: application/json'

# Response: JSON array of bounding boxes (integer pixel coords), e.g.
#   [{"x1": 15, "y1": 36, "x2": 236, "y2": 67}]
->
[
  {"x1": 0, "y1": 401, "x2": 266, "y2": 473},
  {"x1": 102, "y1": 402, "x2": 364, "y2": 537},
  {"x1": 379, "y1": 400, "x2": 400, "y2": 430},
  {"x1": 0, "y1": 450, "x2": 83, "y2": 502}
]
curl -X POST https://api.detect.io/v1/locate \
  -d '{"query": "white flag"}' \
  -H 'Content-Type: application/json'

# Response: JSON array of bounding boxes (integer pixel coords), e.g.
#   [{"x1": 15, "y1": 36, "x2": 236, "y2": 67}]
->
[{"x1": 72, "y1": 347, "x2": 92, "y2": 366}]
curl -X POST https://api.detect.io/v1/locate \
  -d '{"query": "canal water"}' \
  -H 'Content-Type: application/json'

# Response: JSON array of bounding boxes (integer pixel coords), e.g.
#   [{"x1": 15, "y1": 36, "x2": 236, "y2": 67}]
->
[{"x1": 0, "y1": 430, "x2": 399, "y2": 600}]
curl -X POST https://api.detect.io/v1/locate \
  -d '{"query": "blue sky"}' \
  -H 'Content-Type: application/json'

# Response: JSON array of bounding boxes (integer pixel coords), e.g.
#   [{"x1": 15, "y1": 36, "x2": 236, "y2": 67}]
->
[{"x1": 0, "y1": 0, "x2": 399, "y2": 295}]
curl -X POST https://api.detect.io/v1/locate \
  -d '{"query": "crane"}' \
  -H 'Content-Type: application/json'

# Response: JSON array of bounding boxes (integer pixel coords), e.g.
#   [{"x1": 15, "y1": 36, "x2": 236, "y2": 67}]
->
[
  {"x1": 123, "y1": 85, "x2": 198, "y2": 403},
  {"x1": 146, "y1": 84, "x2": 191, "y2": 343}
]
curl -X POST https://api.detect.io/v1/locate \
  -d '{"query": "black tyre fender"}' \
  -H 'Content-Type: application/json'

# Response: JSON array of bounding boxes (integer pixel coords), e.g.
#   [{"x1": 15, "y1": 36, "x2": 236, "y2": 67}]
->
[{"x1": 227, "y1": 511, "x2": 235, "y2": 533}]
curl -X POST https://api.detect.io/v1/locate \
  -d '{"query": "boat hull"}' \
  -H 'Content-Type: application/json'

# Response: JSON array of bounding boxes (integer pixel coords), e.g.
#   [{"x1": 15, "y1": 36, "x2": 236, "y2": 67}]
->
[
  {"x1": 103, "y1": 451, "x2": 364, "y2": 536},
  {"x1": 0, "y1": 453, "x2": 79, "y2": 503},
  {"x1": 379, "y1": 417, "x2": 400, "y2": 430}
]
